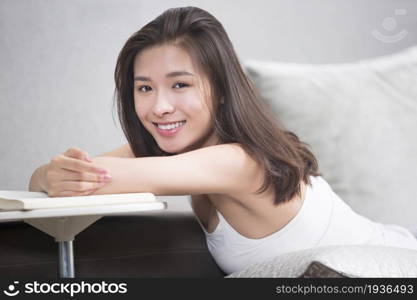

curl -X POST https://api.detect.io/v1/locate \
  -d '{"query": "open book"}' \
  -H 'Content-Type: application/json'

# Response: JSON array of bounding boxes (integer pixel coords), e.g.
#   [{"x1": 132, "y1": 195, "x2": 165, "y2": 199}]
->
[{"x1": 0, "y1": 190, "x2": 157, "y2": 211}]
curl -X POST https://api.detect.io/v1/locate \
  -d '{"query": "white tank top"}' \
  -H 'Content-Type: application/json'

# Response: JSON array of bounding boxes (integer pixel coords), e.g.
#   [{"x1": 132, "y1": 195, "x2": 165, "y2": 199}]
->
[{"x1": 190, "y1": 175, "x2": 417, "y2": 275}]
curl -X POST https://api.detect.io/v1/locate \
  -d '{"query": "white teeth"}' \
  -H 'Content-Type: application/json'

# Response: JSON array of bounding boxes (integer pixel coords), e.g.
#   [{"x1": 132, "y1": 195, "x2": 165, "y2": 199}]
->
[{"x1": 157, "y1": 121, "x2": 185, "y2": 130}]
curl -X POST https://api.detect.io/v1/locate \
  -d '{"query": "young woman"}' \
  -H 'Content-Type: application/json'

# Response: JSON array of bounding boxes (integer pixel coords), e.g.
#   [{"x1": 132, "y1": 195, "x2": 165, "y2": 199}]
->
[{"x1": 29, "y1": 6, "x2": 417, "y2": 275}]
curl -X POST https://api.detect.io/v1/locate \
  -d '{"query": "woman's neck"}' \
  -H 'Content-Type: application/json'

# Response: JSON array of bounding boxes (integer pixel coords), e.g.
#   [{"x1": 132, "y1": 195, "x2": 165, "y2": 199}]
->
[{"x1": 178, "y1": 129, "x2": 220, "y2": 154}]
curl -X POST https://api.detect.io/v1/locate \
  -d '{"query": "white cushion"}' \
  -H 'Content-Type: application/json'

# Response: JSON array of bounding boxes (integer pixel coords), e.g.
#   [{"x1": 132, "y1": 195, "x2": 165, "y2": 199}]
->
[
  {"x1": 226, "y1": 245, "x2": 417, "y2": 278},
  {"x1": 244, "y1": 46, "x2": 417, "y2": 229}
]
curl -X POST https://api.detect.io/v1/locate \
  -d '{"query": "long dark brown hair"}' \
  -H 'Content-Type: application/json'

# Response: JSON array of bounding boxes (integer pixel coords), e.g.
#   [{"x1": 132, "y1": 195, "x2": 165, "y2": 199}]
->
[{"x1": 114, "y1": 6, "x2": 320, "y2": 205}]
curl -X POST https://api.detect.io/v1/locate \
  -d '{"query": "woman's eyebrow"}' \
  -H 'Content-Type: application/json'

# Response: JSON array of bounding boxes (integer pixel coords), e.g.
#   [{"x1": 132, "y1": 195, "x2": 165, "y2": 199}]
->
[{"x1": 134, "y1": 71, "x2": 195, "y2": 81}]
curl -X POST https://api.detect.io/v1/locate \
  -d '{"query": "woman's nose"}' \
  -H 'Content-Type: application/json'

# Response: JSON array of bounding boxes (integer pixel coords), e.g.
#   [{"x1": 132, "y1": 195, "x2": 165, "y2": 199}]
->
[{"x1": 152, "y1": 91, "x2": 175, "y2": 116}]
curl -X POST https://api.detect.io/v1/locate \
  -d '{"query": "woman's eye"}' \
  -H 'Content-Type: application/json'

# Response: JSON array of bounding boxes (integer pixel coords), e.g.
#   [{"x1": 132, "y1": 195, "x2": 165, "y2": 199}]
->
[
  {"x1": 173, "y1": 82, "x2": 189, "y2": 89},
  {"x1": 138, "y1": 85, "x2": 151, "y2": 92}
]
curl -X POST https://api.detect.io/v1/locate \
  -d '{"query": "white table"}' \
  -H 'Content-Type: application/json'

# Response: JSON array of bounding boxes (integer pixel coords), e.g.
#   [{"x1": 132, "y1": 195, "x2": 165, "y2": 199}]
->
[{"x1": 0, "y1": 201, "x2": 167, "y2": 278}]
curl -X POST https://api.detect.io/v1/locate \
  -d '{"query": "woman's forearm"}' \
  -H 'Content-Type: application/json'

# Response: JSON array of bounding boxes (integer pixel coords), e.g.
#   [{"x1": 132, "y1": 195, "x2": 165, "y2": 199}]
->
[
  {"x1": 89, "y1": 144, "x2": 261, "y2": 196},
  {"x1": 28, "y1": 163, "x2": 48, "y2": 192}
]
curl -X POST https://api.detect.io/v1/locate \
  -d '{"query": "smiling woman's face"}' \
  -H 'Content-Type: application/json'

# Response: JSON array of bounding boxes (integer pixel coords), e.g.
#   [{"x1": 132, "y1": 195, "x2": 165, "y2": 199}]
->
[{"x1": 133, "y1": 44, "x2": 218, "y2": 154}]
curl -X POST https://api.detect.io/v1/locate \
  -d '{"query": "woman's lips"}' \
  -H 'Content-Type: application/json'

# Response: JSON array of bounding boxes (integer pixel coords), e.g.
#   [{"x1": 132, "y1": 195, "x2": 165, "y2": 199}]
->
[{"x1": 153, "y1": 121, "x2": 186, "y2": 137}]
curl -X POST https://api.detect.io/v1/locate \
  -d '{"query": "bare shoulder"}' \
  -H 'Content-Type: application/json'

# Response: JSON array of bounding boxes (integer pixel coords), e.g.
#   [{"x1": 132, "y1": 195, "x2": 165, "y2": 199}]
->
[
  {"x1": 178, "y1": 143, "x2": 263, "y2": 195},
  {"x1": 223, "y1": 143, "x2": 265, "y2": 196},
  {"x1": 96, "y1": 143, "x2": 135, "y2": 158}
]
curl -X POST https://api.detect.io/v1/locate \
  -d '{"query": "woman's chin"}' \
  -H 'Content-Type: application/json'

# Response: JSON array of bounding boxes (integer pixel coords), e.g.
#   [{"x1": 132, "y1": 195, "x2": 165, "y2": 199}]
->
[{"x1": 159, "y1": 143, "x2": 187, "y2": 155}]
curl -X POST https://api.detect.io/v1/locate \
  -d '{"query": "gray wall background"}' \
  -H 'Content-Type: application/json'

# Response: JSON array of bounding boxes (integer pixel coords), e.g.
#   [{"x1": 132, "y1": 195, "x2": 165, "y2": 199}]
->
[{"x1": 1, "y1": 0, "x2": 416, "y2": 210}]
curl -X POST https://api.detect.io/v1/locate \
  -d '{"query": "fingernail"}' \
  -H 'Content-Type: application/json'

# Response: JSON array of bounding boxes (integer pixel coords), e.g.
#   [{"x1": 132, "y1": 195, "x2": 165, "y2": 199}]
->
[
  {"x1": 103, "y1": 174, "x2": 112, "y2": 181},
  {"x1": 84, "y1": 155, "x2": 93, "y2": 162},
  {"x1": 97, "y1": 168, "x2": 108, "y2": 174}
]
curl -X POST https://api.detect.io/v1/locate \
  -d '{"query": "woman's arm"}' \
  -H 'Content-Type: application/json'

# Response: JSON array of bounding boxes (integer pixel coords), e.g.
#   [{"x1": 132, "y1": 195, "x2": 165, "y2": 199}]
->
[
  {"x1": 95, "y1": 143, "x2": 134, "y2": 158},
  {"x1": 90, "y1": 143, "x2": 263, "y2": 196}
]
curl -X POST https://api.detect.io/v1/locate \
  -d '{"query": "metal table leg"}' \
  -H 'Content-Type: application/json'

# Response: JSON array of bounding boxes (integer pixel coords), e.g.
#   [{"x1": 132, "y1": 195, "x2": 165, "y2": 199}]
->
[
  {"x1": 58, "y1": 240, "x2": 75, "y2": 278},
  {"x1": 24, "y1": 215, "x2": 102, "y2": 278}
]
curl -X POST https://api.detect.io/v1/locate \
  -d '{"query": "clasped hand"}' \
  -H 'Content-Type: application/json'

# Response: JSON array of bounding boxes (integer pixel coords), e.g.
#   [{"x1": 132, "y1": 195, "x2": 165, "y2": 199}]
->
[{"x1": 43, "y1": 147, "x2": 112, "y2": 197}]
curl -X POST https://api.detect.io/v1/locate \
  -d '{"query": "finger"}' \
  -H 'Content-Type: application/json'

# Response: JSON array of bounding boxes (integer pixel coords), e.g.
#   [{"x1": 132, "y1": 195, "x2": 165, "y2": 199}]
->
[
  {"x1": 61, "y1": 169, "x2": 112, "y2": 183},
  {"x1": 64, "y1": 147, "x2": 93, "y2": 162},
  {"x1": 59, "y1": 180, "x2": 108, "y2": 193},
  {"x1": 59, "y1": 156, "x2": 109, "y2": 174}
]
